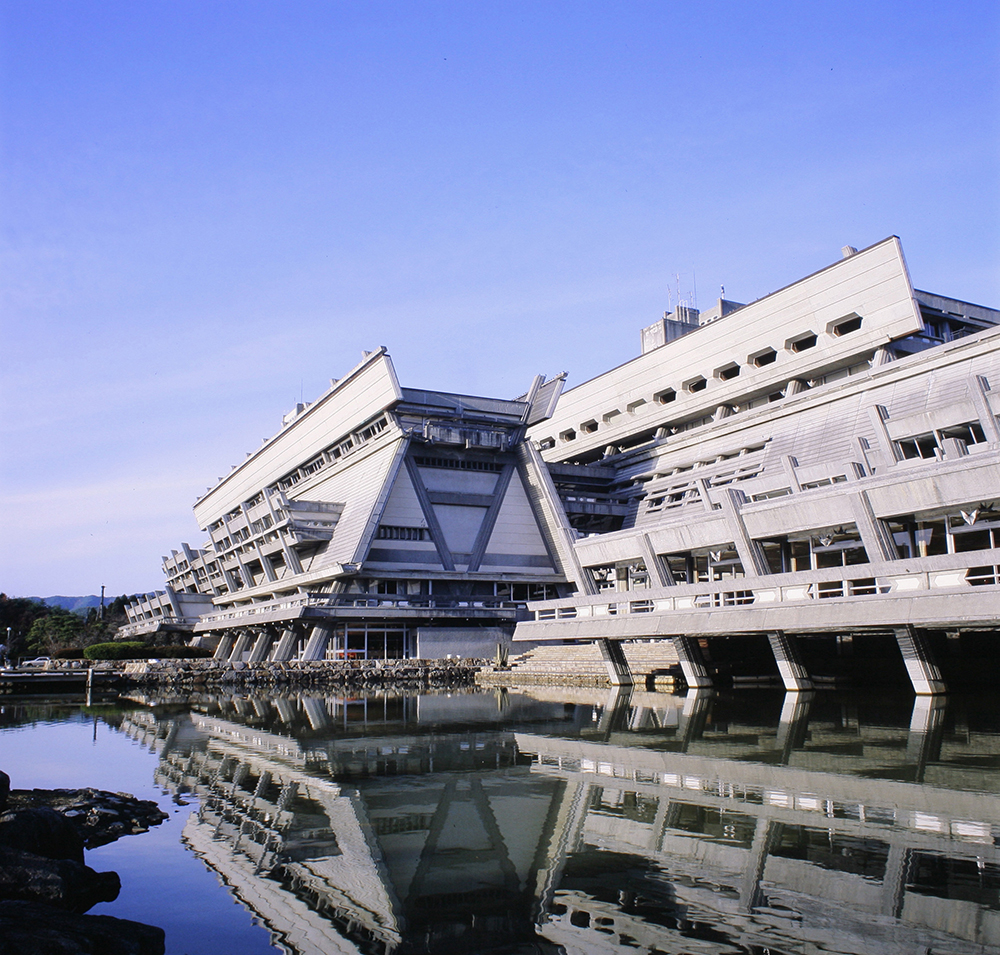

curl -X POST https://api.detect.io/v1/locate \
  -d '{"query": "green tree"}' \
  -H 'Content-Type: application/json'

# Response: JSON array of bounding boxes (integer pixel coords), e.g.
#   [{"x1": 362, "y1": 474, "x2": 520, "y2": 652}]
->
[{"x1": 25, "y1": 607, "x2": 85, "y2": 655}]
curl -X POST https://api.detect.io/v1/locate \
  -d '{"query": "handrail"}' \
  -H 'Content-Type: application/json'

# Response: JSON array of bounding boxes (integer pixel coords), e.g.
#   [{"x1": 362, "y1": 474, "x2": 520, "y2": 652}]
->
[{"x1": 530, "y1": 561, "x2": 1000, "y2": 622}]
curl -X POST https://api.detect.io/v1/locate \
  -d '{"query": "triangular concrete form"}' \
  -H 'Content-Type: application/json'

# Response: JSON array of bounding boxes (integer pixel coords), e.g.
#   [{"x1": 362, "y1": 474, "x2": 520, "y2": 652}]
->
[{"x1": 479, "y1": 470, "x2": 556, "y2": 574}]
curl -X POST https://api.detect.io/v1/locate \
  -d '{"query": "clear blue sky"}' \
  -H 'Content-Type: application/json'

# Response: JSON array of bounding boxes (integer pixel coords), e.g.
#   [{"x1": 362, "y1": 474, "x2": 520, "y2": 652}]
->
[{"x1": 1, "y1": 1, "x2": 998, "y2": 598}]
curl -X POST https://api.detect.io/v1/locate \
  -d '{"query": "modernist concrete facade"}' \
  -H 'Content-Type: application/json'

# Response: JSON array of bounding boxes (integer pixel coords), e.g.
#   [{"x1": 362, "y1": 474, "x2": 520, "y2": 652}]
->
[
  {"x1": 126, "y1": 237, "x2": 1000, "y2": 683},
  {"x1": 513, "y1": 237, "x2": 1000, "y2": 692},
  {"x1": 124, "y1": 350, "x2": 572, "y2": 661}
]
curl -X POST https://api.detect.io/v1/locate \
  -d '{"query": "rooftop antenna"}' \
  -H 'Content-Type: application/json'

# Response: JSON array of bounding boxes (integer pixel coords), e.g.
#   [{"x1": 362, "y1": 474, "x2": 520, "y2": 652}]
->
[{"x1": 693, "y1": 270, "x2": 698, "y2": 311}]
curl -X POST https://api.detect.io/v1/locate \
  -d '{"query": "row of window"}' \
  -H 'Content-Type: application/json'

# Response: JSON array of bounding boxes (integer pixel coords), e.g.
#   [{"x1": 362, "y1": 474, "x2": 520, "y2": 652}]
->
[
  {"x1": 590, "y1": 505, "x2": 1000, "y2": 588},
  {"x1": 539, "y1": 316, "x2": 865, "y2": 450}
]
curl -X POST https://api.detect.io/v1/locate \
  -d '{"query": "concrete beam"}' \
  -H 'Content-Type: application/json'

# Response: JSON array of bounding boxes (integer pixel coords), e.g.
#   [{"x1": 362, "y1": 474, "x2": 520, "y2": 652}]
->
[{"x1": 212, "y1": 633, "x2": 235, "y2": 661}]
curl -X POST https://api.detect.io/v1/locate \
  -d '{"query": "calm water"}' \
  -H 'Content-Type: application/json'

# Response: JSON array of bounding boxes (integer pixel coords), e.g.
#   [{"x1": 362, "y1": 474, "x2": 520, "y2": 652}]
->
[{"x1": 2, "y1": 686, "x2": 999, "y2": 955}]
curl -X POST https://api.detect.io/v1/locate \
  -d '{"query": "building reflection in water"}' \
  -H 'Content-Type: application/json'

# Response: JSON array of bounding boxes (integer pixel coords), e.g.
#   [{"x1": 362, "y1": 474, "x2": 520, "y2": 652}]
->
[{"x1": 120, "y1": 688, "x2": 1000, "y2": 955}]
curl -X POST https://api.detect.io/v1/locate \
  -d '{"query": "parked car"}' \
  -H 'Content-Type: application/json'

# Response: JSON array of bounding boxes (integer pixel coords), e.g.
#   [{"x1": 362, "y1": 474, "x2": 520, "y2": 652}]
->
[{"x1": 19, "y1": 657, "x2": 52, "y2": 668}]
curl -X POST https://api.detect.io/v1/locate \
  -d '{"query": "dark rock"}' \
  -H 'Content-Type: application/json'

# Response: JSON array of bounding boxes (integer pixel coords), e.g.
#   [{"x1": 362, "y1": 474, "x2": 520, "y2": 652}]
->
[
  {"x1": 0, "y1": 845, "x2": 120, "y2": 912},
  {"x1": 0, "y1": 900, "x2": 164, "y2": 955},
  {"x1": 0, "y1": 808, "x2": 84, "y2": 864},
  {"x1": 0, "y1": 770, "x2": 9, "y2": 811}
]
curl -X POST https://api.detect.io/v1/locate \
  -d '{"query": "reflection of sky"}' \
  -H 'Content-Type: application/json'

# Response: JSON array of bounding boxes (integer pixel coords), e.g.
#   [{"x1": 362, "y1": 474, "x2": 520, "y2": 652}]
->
[{"x1": 0, "y1": 715, "x2": 281, "y2": 955}]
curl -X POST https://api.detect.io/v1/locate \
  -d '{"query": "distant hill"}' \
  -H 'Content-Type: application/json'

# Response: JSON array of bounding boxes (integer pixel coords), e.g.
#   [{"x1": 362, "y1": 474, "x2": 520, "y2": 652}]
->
[{"x1": 27, "y1": 595, "x2": 107, "y2": 615}]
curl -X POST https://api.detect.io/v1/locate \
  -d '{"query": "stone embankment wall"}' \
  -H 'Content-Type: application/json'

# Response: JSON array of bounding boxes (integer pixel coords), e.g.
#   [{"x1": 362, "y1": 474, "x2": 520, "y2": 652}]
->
[{"x1": 121, "y1": 659, "x2": 483, "y2": 690}]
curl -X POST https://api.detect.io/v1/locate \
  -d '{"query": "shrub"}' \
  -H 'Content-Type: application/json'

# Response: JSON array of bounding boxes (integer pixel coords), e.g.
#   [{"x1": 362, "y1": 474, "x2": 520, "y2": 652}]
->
[
  {"x1": 53, "y1": 647, "x2": 86, "y2": 659},
  {"x1": 83, "y1": 642, "x2": 149, "y2": 661},
  {"x1": 151, "y1": 645, "x2": 213, "y2": 659},
  {"x1": 82, "y1": 641, "x2": 213, "y2": 661}
]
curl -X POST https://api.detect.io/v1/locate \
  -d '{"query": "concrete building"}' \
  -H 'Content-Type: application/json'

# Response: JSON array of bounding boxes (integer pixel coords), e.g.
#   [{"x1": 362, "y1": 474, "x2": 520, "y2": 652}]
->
[
  {"x1": 126, "y1": 236, "x2": 1000, "y2": 681},
  {"x1": 513, "y1": 237, "x2": 1000, "y2": 693},
  {"x1": 124, "y1": 349, "x2": 572, "y2": 661}
]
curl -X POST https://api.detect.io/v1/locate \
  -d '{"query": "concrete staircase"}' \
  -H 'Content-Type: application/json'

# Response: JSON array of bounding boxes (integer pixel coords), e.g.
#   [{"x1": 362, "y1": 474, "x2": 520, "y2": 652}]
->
[{"x1": 478, "y1": 639, "x2": 681, "y2": 687}]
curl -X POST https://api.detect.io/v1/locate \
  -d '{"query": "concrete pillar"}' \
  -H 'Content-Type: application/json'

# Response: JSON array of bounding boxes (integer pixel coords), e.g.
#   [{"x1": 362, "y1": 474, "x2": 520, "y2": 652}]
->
[
  {"x1": 227, "y1": 630, "x2": 253, "y2": 663},
  {"x1": 212, "y1": 633, "x2": 235, "y2": 660},
  {"x1": 301, "y1": 624, "x2": 334, "y2": 661},
  {"x1": 766, "y1": 631, "x2": 813, "y2": 691},
  {"x1": 246, "y1": 630, "x2": 275, "y2": 663},
  {"x1": 597, "y1": 639, "x2": 633, "y2": 686},
  {"x1": 894, "y1": 626, "x2": 946, "y2": 695},
  {"x1": 671, "y1": 635, "x2": 713, "y2": 689},
  {"x1": 269, "y1": 627, "x2": 299, "y2": 662}
]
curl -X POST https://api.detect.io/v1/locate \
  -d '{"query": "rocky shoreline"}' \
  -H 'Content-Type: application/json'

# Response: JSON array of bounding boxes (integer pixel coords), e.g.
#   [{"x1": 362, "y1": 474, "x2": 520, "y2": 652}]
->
[
  {"x1": 120, "y1": 657, "x2": 484, "y2": 689},
  {"x1": 0, "y1": 769, "x2": 168, "y2": 955}
]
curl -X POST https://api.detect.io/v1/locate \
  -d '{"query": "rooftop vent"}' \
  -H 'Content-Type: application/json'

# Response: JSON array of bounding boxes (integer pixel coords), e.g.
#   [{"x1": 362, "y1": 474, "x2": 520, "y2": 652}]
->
[{"x1": 841, "y1": 245, "x2": 858, "y2": 258}]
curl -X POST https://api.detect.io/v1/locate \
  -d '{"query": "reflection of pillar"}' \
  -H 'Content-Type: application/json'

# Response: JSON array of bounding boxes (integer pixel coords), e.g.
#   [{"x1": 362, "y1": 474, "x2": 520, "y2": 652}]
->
[
  {"x1": 302, "y1": 696, "x2": 330, "y2": 731},
  {"x1": 270, "y1": 627, "x2": 298, "y2": 662},
  {"x1": 739, "y1": 817, "x2": 783, "y2": 912},
  {"x1": 228, "y1": 630, "x2": 253, "y2": 662},
  {"x1": 906, "y1": 694, "x2": 947, "y2": 781},
  {"x1": 247, "y1": 630, "x2": 275, "y2": 662},
  {"x1": 776, "y1": 691, "x2": 814, "y2": 763},
  {"x1": 213, "y1": 633, "x2": 235, "y2": 660},
  {"x1": 533, "y1": 779, "x2": 594, "y2": 922},
  {"x1": 597, "y1": 639, "x2": 633, "y2": 686},
  {"x1": 596, "y1": 686, "x2": 634, "y2": 736},
  {"x1": 880, "y1": 843, "x2": 913, "y2": 917},
  {"x1": 677, "y1": 689, "x2": 712, "y2": 750},
  {"x1": 254, "y1": 771, "x2": 272, "y2": 798},
  {"x1": 274, "y1": 698, "x2": 297, "y2": 724},
  {"x1": 767, "y1": 631, "x2": 813, "y2": 691},
  {"x1": 895, "y1": 626, "x2": 946, "y2": 695},
  {"x1": 672, "y1": 635, "x2": 713, "y2": 688},
  {"x1": 276, "y1": 780, "x2": 298, "y2": 812},
  {"x1": 301, "y1": 624, "x2": 334, "y2": 661}
]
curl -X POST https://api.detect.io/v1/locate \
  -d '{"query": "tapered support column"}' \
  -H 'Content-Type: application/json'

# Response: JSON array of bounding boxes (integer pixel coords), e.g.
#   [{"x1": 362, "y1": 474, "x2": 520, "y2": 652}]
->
[
  {"x1": 894, "y1": 626, "x2": 946, "y2": 695},
  {"x1": 274, "y1": 698, "x2": 297, "y2": 724},
  {"x1": 766, "y1": 631, "x2": 813, "y2": 691},
  {"x1": 597, "y1": 639, "x2": 633, "y2": 686},
  {"x1": 269, "y1": 627, "x2": 299, "y2": 662},
  {"x1": 227, "y1": 630, "x2": 253, "y2": 663},
  {"x1": 671, "y1": 635, "x2": 713, "y2": 688},
  {"x1": 301, "y1": 624, "x2": 333, "y2": 661},
  {"x1": 246, "y1": 630, "x2": 275, "y2": 663},
  {"x1": 212, "y1": 633, "x2": 235, "y2": 661}
]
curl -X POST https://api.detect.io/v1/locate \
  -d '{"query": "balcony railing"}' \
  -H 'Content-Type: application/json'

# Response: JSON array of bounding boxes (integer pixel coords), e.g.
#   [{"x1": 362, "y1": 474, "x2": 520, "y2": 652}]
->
[{"x1": 530, "y1": 561, "x2": 998, "y2": 623}]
